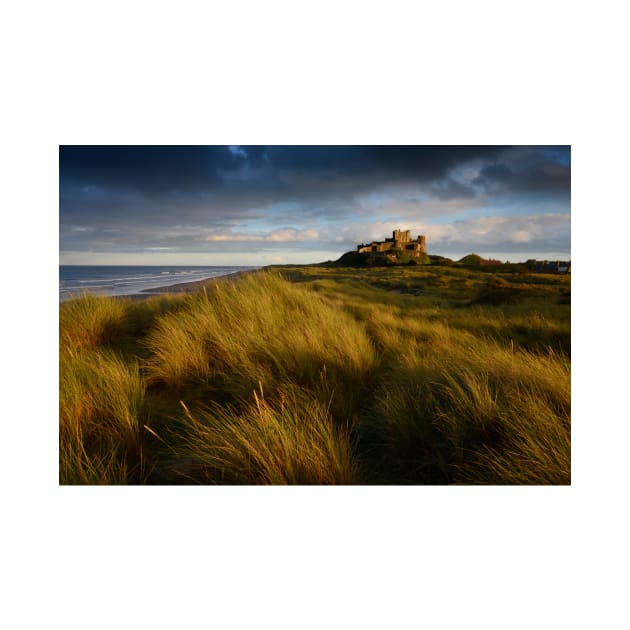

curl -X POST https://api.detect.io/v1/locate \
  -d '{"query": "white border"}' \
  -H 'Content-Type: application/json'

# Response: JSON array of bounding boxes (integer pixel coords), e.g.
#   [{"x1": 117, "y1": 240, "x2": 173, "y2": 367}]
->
[{"x1": 4, "y1": 1, "x2": 627, "y2": 628}]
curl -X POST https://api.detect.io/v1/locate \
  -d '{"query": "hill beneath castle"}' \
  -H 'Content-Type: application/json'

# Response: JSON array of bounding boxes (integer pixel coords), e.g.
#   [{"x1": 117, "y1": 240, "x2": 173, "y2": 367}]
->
[{"x1": 331, "y1": 250, "x2": 432, "y2": 267}]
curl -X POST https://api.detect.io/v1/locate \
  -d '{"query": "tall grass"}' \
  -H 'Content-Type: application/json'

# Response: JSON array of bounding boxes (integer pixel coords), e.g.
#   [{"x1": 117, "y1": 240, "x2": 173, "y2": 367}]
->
[
  {"x1": 144, "y1": 272, "x2": 378, "y2": 420},
  {"x1": 60, "y1": 294, "x2": 128, "y2": 349},
  {"x1": 59, "y1": 267, "x2": 570, "y2": 484},
  {"x1": 362, "y1": 327, "x2": 570, "y2": 484},
  {"x1": 59, "y1": 347, "x2": 146, "y2": 484},
  {"x1": 169, "y1": 385, "x2": 359, "y2": 484}
]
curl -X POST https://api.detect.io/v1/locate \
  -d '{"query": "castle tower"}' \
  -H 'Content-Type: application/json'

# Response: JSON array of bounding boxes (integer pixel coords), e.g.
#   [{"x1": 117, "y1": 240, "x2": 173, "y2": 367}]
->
[
  {"x1": 355, "y1": 230, "x2": 426, "y2": 258},
  {"x1": 393, "y1": 229, "x2": 411, "y2": 243}
]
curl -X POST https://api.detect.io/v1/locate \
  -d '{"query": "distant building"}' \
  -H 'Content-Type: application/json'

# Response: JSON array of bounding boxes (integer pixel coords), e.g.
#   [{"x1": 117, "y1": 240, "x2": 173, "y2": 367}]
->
[
  {"x1": 357, "y1": 229, "x2": 426, "y2": 256},
  {"x1": 531, "y1": 259, "x2": 571, "y2": 273},
  {"x1": 478, "y1": 258, "x2": 503, "y2": 266}
]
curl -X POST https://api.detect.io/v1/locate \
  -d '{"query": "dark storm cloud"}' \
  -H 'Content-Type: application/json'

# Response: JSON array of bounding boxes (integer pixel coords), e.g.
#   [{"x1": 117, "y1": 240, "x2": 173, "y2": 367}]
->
[
  {"x1": 60, "y1": 145, "x2": 509, "y2": 196},
  {"x1": 235, "y1": 146, "x2": 511, "y2": 197},
  {"x1": 472, "y1": 148, "x2": 571, "y2": 195},
  {"x1": 59, "y1": 145, "x2": 570, "y2": 258},
  {"x1": 59, "y1": 145, "x2": 570, "y2": 208},
  {"x1": 260, "y1": 146, "x2": 504, "y2": 175},
  {"x1": 60, "y1": 146, "x2": 232, "y2": 194}
]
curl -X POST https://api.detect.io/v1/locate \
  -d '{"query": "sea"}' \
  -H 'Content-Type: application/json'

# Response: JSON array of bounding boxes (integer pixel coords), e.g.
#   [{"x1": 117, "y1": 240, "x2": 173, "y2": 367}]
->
[{"x1": 59, "y1": 265, "x2": 259, "y2": 302}]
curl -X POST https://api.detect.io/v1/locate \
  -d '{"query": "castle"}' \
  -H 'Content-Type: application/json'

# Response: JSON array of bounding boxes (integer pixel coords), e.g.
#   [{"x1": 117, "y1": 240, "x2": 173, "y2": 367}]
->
[{"x1": 357, "y1": 229, "x2": 426, "y2": 257}]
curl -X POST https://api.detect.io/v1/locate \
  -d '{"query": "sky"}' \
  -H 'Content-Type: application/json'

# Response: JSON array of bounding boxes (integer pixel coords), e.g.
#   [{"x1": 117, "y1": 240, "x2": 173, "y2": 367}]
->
[{"x1": 59, "y1": 145, "x2": 571, "y2": 265}]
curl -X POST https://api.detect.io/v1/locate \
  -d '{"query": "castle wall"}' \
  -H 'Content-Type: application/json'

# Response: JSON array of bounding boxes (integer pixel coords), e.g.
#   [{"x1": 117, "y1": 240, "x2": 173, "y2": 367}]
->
[{"x1": 357, "y1": 230, "x2": 426, "y2": 256}]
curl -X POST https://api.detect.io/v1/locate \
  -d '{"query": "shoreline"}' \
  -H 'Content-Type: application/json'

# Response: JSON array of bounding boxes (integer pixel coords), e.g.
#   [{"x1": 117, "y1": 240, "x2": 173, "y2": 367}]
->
[
  {"x1": 60, "y1": 268, "x2": 263, "y2": 303},
  {"x1": 135, "y1": 268, "x2": 260, "y2": 297}
]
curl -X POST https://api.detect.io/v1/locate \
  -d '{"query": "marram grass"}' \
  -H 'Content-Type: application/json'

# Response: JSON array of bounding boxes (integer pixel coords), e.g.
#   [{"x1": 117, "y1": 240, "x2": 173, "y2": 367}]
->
[
  {"x1": 169, "y1": 386, "x2": 359, "y2": 484},
  {"x1": 144, "y1": 272, "x2": 378, "y2": 419},
  {"x1": 59, "y1": 347, "x2": 146, "y2": 484},
  {"x1": 59, "y1": 267, "x2": 570, "y2": 484},
  {"x1": 60, "y1": 293, "x2": 128, "y2": 349}
]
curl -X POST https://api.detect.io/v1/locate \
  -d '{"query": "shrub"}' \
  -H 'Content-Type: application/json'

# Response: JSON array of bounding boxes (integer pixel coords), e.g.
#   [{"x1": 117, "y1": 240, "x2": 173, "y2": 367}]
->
[{"x1": 470, "y1": 278, "x2": 523, "y2": 306}]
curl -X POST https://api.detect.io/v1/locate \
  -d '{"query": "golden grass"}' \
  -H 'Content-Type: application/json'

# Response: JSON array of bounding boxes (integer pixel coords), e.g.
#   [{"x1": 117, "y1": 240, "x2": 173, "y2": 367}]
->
[
  {"x1": 59, "y1": 266, "x2": 570, "y2": 484},
  {"x1": 59, "y1": 347, "x2": 146, "y2": 484},
  {"x1": 362, "y1": 329, "x2": 570, "y2": 484},
  {"x1": 60, "y1": 294, "x2": 128, "y2": 349},
  {"x1": 169, "y1": 385, "x2": 359, "y2": 484},
  {"x1": 144, "y1": 272, "x2": 378, "y2": 419}
]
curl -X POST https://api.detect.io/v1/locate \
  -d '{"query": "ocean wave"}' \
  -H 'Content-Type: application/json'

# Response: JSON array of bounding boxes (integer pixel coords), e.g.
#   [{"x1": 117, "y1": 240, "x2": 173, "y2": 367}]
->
[
  {"x1": 78, "y1": 275, "x2": 154, "y2": 283},
  {"x1": 60, "y1": 267, "x2": 258, "y2": 301}
]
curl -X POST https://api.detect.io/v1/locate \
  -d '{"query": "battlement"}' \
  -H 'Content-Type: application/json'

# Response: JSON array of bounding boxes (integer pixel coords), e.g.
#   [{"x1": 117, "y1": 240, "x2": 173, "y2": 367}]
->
[{"x1": 357, "y1": 229, "x2": 426, "y2": 256}]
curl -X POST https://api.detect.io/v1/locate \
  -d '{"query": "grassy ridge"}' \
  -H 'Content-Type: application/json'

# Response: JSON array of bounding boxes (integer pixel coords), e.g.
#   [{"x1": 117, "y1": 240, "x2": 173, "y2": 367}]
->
[{"x1": 59, "y1": 265, "x2": 570, "y2": 484}]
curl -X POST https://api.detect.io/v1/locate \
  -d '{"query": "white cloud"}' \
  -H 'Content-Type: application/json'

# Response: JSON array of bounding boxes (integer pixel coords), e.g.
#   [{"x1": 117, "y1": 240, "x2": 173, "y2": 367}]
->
[
  {"x1": 510, "y1": 229, "x2": 533, "y2": 243},
  {"x1": 205, "y1": 227, "x2": 320, "y2": 243},
  {"x1": 331, "y1": 212, "x2": 570, "y2": 255},
  {"x1": 353, "y1": 187, "x2": 485, "y2": 219},
  {"x1": 424, "y1": 213, "x2": 569, "y2": 247},
  {"x1": 267, "y1": 229, "x2": 299, "y2": 242},
  {"x1": 65, "y1": 225, "x2": 95, "y2": 233},
  {"x1": 205, "y1": 233, "x2": 264, "y2": 242}
]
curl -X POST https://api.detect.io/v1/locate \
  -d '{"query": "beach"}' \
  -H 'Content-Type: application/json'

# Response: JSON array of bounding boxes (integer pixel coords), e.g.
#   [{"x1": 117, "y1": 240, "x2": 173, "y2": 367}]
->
[
  {"x1": 59, "y1": 265, "x2": 260, "y2": 301},
  {"x1": 138, "y1": 268, "x2": 258, "y2": 296}
]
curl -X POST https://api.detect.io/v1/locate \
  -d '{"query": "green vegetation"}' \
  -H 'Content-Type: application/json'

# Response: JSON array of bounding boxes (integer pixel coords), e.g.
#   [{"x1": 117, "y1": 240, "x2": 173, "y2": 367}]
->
[
  {"x1": 59, "y1": 264, "x2": 570, "y2": 484},
  {"x1": 333, "y1": 250, "x2": 431, "y2": 267},
  {"x1": 458, "y1": 253, "x2": 484, "y2": 266}
]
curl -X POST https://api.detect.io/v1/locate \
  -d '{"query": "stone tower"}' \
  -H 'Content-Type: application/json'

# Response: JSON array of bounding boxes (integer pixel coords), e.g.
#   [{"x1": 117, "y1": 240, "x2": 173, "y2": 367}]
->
[
  {"x1": 393, "y1": 229, "x2": 411, "y2": 243},
  {"x1": 356, "y1": 229, "x2": 427, "y2": 257}
]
